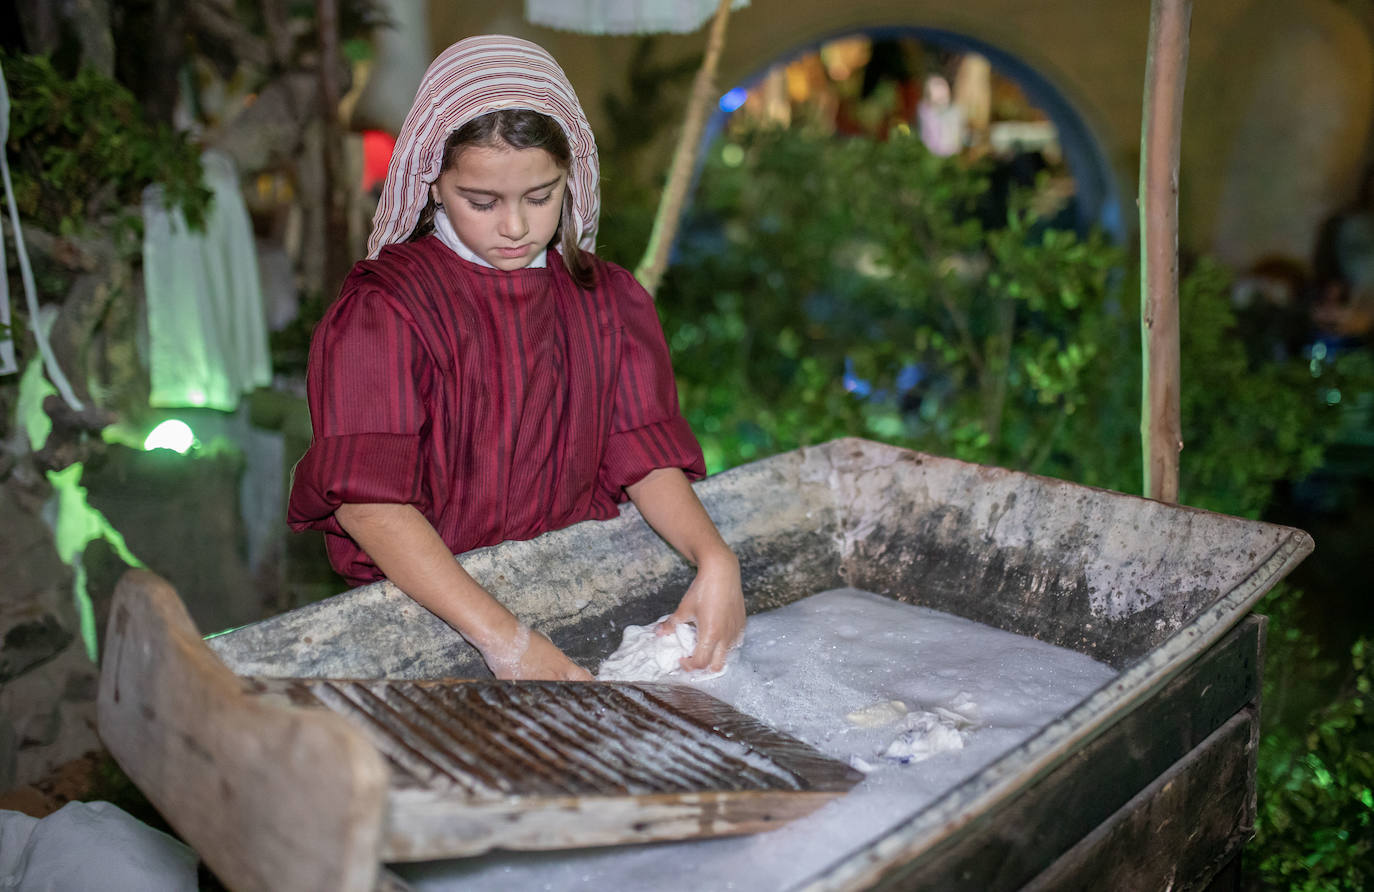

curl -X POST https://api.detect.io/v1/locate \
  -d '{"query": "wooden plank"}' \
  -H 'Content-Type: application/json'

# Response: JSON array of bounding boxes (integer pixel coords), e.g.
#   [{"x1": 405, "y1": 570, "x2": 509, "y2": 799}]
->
[
  {"x1": 245, "y1": 677, "x2": 863, "y2": 860},
  {"x1": 1138, "y1": 0, "x2": 1193, "y2": 502},
  {"x1": 97, "y1": 570, "x2": 390, "y2": 892},
  {"x1": 852, "y1": 616, "x2": 1263, "y2": 891},
  {"x1": 1022, "y1": 709, "x2": 1257, "y2": 892}
]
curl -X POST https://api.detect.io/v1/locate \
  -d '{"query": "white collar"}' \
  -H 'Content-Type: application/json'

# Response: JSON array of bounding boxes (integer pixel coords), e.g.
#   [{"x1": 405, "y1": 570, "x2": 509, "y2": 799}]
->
[{"x1": 433, "y1": 207, "x2": 548, "y2": 269}]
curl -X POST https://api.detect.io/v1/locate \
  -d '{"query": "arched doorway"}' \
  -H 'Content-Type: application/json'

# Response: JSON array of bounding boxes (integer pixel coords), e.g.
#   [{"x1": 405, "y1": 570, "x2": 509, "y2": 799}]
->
[{"x1": 702, "y1": 26, "x2": 1122, "y2": 241}]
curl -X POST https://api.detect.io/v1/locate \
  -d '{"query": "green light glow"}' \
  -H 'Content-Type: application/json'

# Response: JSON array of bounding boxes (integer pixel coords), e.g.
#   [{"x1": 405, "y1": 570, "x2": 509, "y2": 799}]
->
[
  {"x1": 46, "y1": 462, "x2": 144, "y2": 662},
  {"x1": 144, "y1": 419, "x2": 195, "y2": 453},
  {"x1": 17, "y1": 358, "x2": 56, "y2": 451}
]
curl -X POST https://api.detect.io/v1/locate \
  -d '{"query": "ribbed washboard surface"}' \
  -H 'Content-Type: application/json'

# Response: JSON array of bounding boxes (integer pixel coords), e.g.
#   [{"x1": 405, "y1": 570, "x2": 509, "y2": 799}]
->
[{"x1": 242, "y1": 678, "x2": 862, "y2": 860}]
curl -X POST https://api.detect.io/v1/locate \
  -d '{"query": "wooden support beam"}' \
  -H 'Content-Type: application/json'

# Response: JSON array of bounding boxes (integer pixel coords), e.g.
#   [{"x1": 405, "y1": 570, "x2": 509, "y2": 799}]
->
[
  {"x1": 633, "y1": 0, "x2": 734, "y2": 296},
  {"x1": 1139, "y1": 0, "x2": 1192, "y2": 503}
]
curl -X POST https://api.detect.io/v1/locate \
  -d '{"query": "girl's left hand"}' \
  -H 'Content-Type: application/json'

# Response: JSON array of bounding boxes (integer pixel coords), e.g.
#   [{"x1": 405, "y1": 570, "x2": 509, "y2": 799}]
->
[{"x1": 660, "y1": 549, "x2": 745, "y2": 673}]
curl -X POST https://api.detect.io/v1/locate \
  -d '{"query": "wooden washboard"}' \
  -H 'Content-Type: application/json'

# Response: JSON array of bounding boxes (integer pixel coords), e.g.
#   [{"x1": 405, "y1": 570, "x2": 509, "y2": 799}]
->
[{"x1": 97, "y1": 570, "x2": 861, "y2": 892}]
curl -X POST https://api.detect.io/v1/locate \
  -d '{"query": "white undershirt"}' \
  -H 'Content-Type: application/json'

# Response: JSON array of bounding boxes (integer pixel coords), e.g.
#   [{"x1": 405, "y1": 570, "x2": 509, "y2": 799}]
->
[{"x1": 433, "y1": 205, "x2": 548, "y2": 269}]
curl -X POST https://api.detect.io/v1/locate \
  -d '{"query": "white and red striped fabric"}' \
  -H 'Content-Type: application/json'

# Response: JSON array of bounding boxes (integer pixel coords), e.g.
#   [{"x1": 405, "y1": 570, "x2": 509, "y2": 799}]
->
[{"x1": 366, "y1": 35, "x2": 600, "y2": 259}]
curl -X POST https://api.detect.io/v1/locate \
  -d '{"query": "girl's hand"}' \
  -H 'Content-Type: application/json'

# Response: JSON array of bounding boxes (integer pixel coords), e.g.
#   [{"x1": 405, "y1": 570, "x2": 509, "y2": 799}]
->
[
  {"x1": 480, "y1": 624, "x2": 593, "y2": 681},
  {"x1": 661, "y1": 549, "x2": 745, "y2": 673}
]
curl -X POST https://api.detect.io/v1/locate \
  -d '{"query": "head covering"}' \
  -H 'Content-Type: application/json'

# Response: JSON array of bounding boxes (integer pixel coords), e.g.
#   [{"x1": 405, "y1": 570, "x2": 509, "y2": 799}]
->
[{"x1": 367, "y1": 35, "x2": 600, "y2": 259}]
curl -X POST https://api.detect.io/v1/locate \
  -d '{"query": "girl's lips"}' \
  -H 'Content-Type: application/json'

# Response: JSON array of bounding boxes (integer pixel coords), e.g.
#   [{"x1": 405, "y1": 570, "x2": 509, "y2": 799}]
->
[{"x1": 495, "y1": 245, "x2": 530, "y2": 258}]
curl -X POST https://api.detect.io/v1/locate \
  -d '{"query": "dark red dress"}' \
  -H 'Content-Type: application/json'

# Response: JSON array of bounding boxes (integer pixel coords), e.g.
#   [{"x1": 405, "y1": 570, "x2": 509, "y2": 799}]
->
[{"x1": 287, "y1": 237, "x2": 705, "y2": 586}]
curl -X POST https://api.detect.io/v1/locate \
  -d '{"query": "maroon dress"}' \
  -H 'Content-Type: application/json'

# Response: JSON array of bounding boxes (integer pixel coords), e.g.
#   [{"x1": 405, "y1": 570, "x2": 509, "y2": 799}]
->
[{"x1": 287, "y1": 237, "x2": 705, "y2": 586}]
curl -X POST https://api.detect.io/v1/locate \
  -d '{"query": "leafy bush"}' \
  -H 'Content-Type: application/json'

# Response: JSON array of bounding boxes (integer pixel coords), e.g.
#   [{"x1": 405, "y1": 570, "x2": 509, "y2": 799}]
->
[
  {"x1": 1255, "y1": 586, "x2": 1373, "y2": 891},
  {"x1": 657, "y1": 123, "x2": 1370, "y2": 519},
  {"x1": 1, "y1": 51, "x2": 210, "y2": 239}
]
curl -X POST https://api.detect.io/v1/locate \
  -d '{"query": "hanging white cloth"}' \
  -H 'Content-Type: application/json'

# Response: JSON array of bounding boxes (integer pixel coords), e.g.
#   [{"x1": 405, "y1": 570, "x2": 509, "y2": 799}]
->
[
  {"x1": 142, "y1": 150, "x2": 271, "y2": 411},
  {"x1": 0, "y1": 59, "x2": 82, "y2": 410},
  {"x1": 524, "y1": 0, "x2": 749, "y2": 34}
]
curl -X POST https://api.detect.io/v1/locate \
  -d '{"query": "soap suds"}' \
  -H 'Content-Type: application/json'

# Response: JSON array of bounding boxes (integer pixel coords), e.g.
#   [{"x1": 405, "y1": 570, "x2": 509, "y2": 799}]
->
[
  {"x1": 479, "y1": 624, "x2": 530, "y2": 678},
  {"x1": 400, "y1": 587, "x2": 1116, "y2": 892}
]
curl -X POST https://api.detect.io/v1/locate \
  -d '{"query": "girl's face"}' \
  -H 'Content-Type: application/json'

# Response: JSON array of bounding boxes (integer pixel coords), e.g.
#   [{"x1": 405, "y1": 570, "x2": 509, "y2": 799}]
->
[{"x1": 430, "y1": 144, "x2": 567, "y2": 271}]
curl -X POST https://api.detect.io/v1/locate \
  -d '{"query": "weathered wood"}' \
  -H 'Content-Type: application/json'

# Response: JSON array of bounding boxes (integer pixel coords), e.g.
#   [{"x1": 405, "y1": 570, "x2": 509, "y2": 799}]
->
[
  {"x1": 1023, "y1": 709, "x2": 1257, "y2": 892},
  {"x1": 244, "y1": 677, "x2": 861, "y2": 860},
  {"x1": 97, "y1": 570, "x2": 390, "y2": 892},
  {"x1": 814, "y1": 616, "x2": 1263, "y2": 891},
  {"x1": 1138, "y1": 0, "x2": 1193, "y2": 502}
]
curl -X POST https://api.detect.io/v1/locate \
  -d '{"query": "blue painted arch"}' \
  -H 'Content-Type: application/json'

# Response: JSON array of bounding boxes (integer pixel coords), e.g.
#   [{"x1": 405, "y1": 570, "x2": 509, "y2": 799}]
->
[{"x1": 699, "y1": 25, "x2": 1124, "y2": 243}]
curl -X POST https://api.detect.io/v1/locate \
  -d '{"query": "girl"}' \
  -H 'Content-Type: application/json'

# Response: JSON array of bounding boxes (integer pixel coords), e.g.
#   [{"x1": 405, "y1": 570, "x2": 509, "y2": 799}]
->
[{"x1": 287, "y1": 35, "x2": 744, "y2": 681}]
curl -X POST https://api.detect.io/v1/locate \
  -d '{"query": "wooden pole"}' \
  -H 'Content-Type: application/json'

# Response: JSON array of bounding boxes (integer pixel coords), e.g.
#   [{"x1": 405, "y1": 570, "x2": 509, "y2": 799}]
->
[
  {"x1": 1138, "y1": 0, "x2": 1192, "y2": 503},
  {"x1": 633, "y1": 0, "x2": 734, "y2": 297}
]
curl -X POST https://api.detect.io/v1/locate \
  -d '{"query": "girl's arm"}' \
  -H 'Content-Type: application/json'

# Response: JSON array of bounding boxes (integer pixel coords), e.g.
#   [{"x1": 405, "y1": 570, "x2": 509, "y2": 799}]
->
[
  {"x1": 625, "y1": 468, "x2": 744, "y2": 672},
  {"x1": 335, "y1": 502, "x2": 593, "y2": 681}
]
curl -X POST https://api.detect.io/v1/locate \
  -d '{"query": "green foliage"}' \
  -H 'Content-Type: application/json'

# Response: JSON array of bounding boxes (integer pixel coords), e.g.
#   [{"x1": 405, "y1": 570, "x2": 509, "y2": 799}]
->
[
  {"x1": 658, "y1": 123, "x2": 1372, "y2": 507},
  {"x1": 659, "y1": 124, "x2": 1121, "y2": 472},
  {"x1": 1255, "y1": 587, "x2": 1374, "y2": 891},
  {"x1": 1, "y1": 51, "x2": 211, "y2": 239}
]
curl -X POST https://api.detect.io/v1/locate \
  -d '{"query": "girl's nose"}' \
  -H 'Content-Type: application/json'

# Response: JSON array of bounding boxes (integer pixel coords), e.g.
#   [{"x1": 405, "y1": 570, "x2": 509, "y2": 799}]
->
[{"x1": 499, "y1": 204, "x2": 529, "y2": 240}]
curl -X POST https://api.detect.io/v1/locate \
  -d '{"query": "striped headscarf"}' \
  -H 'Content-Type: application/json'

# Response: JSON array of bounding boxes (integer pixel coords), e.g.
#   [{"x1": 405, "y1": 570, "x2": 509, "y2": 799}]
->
[{"x1": 366, "y1": 35, "x2": 600, "y2": 259}]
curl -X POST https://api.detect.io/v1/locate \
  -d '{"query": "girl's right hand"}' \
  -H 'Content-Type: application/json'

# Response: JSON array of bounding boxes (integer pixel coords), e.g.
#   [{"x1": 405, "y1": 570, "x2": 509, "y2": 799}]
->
[{"x1": 481, "y1": 624, "x2": 593, "y2": 681}]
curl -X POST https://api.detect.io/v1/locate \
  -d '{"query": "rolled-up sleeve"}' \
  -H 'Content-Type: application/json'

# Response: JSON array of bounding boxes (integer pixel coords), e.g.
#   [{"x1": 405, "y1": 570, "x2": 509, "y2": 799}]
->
[
  {"x1": 598, "y1": 271, "x2": 706, "y2": 499},
  {"x1": 288, "y1": 279, "x2": 434, "y2": 533}
]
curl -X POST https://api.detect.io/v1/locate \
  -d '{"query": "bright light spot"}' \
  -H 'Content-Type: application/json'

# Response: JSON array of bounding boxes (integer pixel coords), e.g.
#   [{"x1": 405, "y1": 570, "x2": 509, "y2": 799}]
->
[
  {"x1": 718, "y1": 87, "x2": 748, "y2": 113},
  {"x1": 144, "y1": 419, "x2": 195, "y2": 454},
  {"x1": 1327, "y1": 388, "x2": 1342, "y2": 405},
  {"x1": 721, "y1": 143, "x2": 745, "y2": 167}
]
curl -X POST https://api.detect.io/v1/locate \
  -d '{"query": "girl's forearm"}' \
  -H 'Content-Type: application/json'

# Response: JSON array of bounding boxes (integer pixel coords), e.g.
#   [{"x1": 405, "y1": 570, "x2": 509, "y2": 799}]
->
[
  {"x1": 335, "y1": 502, "x2": 521, "y2": 652},
  {"x1": 624, "y1": 468, "x2": 736, "y2": 569}
]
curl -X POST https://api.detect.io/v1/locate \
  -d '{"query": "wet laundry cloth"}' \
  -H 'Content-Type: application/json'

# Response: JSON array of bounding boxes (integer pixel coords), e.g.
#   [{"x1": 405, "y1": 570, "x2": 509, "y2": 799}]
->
[
  {"x1": 0, "y1": 801, "x2": 197, "y2": 891},
  {"x1": 597, "y1": 615, "x2": 730, "y2": 682},
  {"x1": 142, "y1": 150, "x2": 271, "y2": 411}
]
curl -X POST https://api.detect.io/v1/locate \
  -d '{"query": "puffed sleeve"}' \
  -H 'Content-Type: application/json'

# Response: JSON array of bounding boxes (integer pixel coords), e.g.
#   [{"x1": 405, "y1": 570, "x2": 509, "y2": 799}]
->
[
  {"x1": 598, "y1": 269, "x2": 706, "y2": 499},
  {"x1": 287, "y1": 275, "x2": 435, "y2": 534}
]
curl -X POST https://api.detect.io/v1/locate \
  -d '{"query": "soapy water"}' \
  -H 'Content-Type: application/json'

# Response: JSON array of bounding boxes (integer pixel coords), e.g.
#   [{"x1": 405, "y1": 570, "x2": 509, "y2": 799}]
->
[{"x1": 398, "y1": 588, "x2": 1117, "y2": 891}]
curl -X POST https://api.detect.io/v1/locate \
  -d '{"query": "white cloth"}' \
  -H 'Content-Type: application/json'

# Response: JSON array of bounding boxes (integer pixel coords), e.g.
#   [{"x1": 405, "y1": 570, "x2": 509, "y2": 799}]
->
[
  {"x1": 597, "y1": 615, "x2": 729, "y2": 682},
  {"x1": 880, "y1": 707, "x2": 973, "y2": 764},
  {"x1": 432, "y1": 205, "x2": 546, "y2": 269},
  {"x1": 142, "y1": 150, "x2": 271, "y2": 411},
  {"x1": 525, "y1": 0, "x2": 750, "y2": 34},
  {"x1": 367, "y1": 35, "x2": 599, "y2": 259},
  {"x1": 0, "y1": 801, "x2": 197, "y2": 891}
]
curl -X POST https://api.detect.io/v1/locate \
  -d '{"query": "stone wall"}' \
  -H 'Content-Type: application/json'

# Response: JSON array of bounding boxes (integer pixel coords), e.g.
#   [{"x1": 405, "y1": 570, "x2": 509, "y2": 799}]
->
[{"x1": 0, "y1": 486, "x2": 100, "y2": 794}]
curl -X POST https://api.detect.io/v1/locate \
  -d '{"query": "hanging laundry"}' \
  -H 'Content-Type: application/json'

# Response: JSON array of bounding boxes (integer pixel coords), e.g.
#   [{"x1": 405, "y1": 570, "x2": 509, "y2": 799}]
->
[{"x1": 142, "y1": 150, "x2": 271, "y2": 411}]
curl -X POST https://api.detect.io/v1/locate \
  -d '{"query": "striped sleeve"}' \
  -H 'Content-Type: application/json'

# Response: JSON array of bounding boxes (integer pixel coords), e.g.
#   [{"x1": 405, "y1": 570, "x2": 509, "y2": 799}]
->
[
  {"x1": 287, "y1": 279, "x2": 434, "y2": 532},
  {"x1": 598, "y1": 270, "x2": 705, "y2": 499}
]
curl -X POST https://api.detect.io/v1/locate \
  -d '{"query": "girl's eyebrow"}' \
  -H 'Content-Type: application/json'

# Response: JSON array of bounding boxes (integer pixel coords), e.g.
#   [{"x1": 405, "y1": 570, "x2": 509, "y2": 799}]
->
[{"x1": 455, "y1": 176, "x2": 563, "y2": 198}]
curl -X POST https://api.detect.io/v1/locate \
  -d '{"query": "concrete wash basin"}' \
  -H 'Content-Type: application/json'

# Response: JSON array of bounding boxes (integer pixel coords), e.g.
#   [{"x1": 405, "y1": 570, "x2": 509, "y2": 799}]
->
[{"x1": 125, "y1": 438, "x2": 1311, "y2": 889}]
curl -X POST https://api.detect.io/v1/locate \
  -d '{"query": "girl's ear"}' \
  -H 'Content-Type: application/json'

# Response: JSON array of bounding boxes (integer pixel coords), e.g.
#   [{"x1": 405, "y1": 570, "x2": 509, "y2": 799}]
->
[{"x1": 429, "y1": 182, "x2": 442, "y2": 206}]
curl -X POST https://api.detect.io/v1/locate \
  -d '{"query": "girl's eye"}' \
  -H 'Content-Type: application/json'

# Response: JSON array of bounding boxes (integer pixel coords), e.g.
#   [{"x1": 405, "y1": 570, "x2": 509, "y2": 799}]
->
[
  {"x1": 528, "y1": 193, "x2": 553, "y2": 207},
  {"x1": 467, "y1": 199, "x2": 496, "y2": 212}
]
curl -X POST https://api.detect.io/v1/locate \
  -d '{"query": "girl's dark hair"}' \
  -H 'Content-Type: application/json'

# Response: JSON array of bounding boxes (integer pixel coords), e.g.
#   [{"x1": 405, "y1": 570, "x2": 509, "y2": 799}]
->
[{"x1": 408, "y1": 109, "x2": 596, "y2": 287}]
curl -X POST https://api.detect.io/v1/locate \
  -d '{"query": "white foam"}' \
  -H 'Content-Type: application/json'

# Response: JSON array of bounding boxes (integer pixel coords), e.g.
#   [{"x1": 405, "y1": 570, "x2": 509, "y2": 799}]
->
[{"x1": 398, "y1": 588, "x2": 1116, "y2": 891}]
